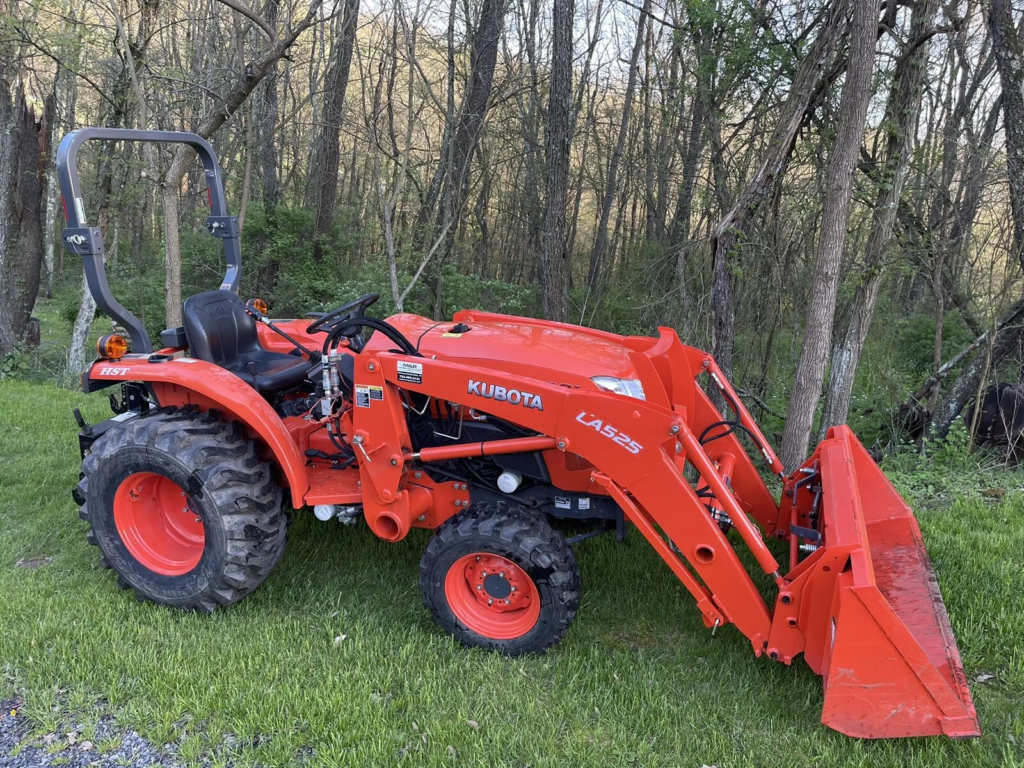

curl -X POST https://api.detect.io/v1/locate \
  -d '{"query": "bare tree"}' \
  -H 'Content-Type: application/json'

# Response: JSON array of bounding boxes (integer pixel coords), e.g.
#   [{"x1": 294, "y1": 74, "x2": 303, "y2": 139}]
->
[
  {"x1": 421, "y1": 0, "x2": 510, "y2": 316},
  {"x1": 585, "y1": 0, "x2": 650, "y2": 295},
  {"x1": 987, "y1": 0, "x2": 1024, "y2": 270},
  {"x1": 819, "y1": 0, "x2": 941, "y2": 434},
  {"x1": 540, "y1": 0, "x2": 573, "y2": 322},
  {"x1": 162, "y1": 0, "x2": 325, "y2": 327},
  {"x1": 307, "y1": 0, "x2": 360, "y2": 262},
  {"x1": 709, "y1": 0, "x2": 850, "y2": 380},
  {"x1": 0, "y1": 73, "x2": 19, "y2": 355},
  {"x1": 779, "y1": 0, "x2": 878, "y2": 469},
  {"x1": 258, "y1": 0, "x2": 282, "y2": 214},
  {"x1": 5, "y1": 87, "x2": 48, "y2": 340}
]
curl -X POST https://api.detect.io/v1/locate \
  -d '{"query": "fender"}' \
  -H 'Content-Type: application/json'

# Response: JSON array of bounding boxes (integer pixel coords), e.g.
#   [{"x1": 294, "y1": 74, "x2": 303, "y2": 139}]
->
[{"x1": 86, "y1": 355, "x2": 308, "y2": 508}]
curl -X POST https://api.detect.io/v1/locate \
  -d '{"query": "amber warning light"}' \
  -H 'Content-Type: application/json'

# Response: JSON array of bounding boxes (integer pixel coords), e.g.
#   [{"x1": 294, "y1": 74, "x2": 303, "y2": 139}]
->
[{"x1": 96, "y1": 334, "x2": 129, "y2": 360}]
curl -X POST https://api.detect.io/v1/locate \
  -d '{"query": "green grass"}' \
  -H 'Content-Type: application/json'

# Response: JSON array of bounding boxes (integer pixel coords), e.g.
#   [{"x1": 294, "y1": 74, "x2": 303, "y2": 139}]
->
[
  {"x1": 1, "y1": 297, "x2": 110, "y2": 386},
  {"x1": 0, "y1": 379, "x2": 1022, "y2": 767}
]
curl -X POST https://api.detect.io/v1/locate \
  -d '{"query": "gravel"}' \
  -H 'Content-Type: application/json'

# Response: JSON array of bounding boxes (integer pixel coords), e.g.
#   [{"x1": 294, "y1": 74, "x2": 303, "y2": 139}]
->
[{"x1": 0, "y1": 698, "x2": 183, "y2": 768}]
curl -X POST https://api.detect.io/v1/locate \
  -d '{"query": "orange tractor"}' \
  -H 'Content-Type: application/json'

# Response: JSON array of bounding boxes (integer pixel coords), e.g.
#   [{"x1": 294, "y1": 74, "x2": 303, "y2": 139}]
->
[{"x1": 61, "y1": 129, "x2": 979, "y2": 739}]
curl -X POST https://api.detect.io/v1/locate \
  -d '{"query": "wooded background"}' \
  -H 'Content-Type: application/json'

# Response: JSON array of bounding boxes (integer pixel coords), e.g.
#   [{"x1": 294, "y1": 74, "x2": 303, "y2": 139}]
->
[{"x1": 1, "y1": 0, "x2": 1022, "y2": 466}]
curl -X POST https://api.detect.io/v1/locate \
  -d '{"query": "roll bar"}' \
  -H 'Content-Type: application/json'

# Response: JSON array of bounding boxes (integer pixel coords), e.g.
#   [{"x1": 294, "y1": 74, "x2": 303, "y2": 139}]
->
[{"x1": 57, "y1": 128, "x2": 241, "y2": 353}]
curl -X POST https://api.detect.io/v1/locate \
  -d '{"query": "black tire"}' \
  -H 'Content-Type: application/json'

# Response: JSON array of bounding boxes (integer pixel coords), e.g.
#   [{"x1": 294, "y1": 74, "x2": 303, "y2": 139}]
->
[
  {"x1": 77, "y1": 408, "x2": 287, "y2": 612},
  {"x1": 419, "y1": 503, "x2": 580, "y2": 655}
]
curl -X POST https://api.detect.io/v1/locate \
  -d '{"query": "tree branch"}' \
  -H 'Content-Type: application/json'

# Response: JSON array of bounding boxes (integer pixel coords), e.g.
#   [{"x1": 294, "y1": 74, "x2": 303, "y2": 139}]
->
[{"x1": 213, "y1": 0, "x2": 278, "y2": 43}]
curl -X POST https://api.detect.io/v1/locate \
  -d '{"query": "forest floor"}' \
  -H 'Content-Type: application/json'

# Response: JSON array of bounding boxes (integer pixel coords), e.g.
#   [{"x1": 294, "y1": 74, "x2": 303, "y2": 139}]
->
[{"x1": 0, "y1": 379, "x2": 1022, "y2": 767}]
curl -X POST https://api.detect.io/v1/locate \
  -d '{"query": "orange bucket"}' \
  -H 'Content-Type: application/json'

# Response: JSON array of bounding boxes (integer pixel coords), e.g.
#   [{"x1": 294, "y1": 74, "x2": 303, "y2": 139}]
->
[{"x1": 785, "y1": 427, "x2": 979, "y2": 738}]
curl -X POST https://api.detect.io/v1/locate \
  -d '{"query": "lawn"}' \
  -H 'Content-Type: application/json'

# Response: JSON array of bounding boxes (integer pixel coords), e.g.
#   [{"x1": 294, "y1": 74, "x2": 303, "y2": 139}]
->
[{"x1": 0, "y1": 378, "x2": 1022, "y2": 767}]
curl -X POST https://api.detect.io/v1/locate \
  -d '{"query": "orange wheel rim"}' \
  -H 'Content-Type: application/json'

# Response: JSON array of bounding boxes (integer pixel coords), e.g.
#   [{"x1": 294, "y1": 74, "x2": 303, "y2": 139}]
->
[
  {"x1": 112, "y1": 472, "x2": 205, "y2": 576},
  {"x1": 444, "y1": 553, "x2": 540, "y2": 640}
]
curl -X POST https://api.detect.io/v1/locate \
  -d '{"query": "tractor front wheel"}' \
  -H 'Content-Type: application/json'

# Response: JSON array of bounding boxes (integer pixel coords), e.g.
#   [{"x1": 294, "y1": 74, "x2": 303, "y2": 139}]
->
[
  {"x1": 77, "y1": 409, "x2": 287, "y2": 612},
  {"x1": 419, "y1": 503, "x2": 580, "y2": 655}
]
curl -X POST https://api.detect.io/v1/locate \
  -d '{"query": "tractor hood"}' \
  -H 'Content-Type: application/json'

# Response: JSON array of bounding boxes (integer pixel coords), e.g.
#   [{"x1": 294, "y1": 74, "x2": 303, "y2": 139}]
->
[{"x1": 380, "y1": 312, "x2": 639, "y2": 386}]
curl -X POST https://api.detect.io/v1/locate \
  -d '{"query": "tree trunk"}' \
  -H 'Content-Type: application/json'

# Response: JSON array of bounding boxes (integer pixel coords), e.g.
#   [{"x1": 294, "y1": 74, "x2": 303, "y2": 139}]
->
[
  {"x1": 519, "y1": 0, "x2": 543, "y2": 268},
  {"x1": 308, "y1": 0, "x2": 360, "y2": 262},
  {"x1": 238, "y1": 103, "x2": 254, "y2": 236},
  {"x1": 69, "y1": 221, "x2": 119, "y2": 374},
  {"x1": 930, "y1": 320, "x2": 1024, "y2": 438},
  {"x1": 0, "y1": 74, "x2": 17, "y2": 354},
  {"x1": 162, "y1": 179, "x2": 184, "y2": 327},
  {"x1": 586, "y1": 0, "x2": 649, "y2": 291},
  {"x1": 540, "y1": 0, "x2": 573, "y2": 322},
  {"x1": 447, "y1": 0, "x2": 508, "y2": 211},
  {"x1": 42, "y1": 63, "x2": 76, "y2": 298},
  {"x1": 669, "y1": 86, "x2": 708, "y2": 320},
  {"x1": 779, "y1": 0, "x2": 876, "y2": 469},
  {"x1": 162, "y1": 8, "x2": 321, "y2": 327},
  {"x1": 2, "y1": 85, "x2": 48, "y2": 344},
  {"x1": 987, "y1": 0, "x2": 1024, "y2": 271},
  {"x1": 258, "y1": 0, "x2": 281, "y2": 215},
  {"x1": 426, "y1": 0, "x2": 509, "y2": 316},
  {"x1": 818, "y1": 0, "x2": 939, "y2": 435},
  {"x1": 708, "y1": 0, "x2": 849, "y2": 380}
]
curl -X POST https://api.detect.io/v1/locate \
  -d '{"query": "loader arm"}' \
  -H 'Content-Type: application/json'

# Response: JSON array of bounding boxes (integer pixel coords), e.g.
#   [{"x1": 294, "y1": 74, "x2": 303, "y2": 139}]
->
[
  {"x1": 349, "y1": 327, "x2": 979, "y2": 739},
  {"x1": 351, "y1": 350, "x2": 779, "y2": 650}
]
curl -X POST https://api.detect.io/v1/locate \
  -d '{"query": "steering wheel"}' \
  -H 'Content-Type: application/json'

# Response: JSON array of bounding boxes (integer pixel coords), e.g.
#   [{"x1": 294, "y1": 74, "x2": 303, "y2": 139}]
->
[{"x1": 305, "y1": 293, "x2": 380, "y2": 335}]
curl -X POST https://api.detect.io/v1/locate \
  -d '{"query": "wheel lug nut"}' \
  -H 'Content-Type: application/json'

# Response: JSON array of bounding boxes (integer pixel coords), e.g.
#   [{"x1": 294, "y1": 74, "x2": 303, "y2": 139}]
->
[
  {"x1": 499, "y1": 571, "x2": 505, "y2": 578},
  {"x1": 487, "y1": 598, "x2": 493, "y2": 605},
  {"x1": 476, "y1": 585, "x2": 482, "y2": 590},
  {"x1": 481, "y1": 571, "x2": 488, "y2": 577},
  {"x1": 504, "y1": 599, "x2": 510, "y2": 605},
  {"x1": 511, "y1": 586, "x2": 517, "y2": 592}
]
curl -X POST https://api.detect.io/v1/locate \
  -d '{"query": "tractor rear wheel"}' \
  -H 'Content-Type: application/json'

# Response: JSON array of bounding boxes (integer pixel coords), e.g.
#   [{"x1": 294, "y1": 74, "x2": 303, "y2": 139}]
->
[
  {"x1": 419, "y1": 503, "x2": 580, "y2": 655},
  {"x1": 76, "y1": 408, "x2": 287, "y2": 612}
]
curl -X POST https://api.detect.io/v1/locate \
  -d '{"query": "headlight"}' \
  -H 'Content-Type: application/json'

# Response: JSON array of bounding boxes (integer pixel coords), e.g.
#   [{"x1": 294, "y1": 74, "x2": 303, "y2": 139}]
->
[{"x1": 591, "y1": 376, "x2": 646, "y2": 400}]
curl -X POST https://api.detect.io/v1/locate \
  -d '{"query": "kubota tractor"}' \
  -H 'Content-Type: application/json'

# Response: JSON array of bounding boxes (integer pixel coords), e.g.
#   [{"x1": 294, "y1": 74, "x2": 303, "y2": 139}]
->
[{"x1": 60, "y1": 128, "x2": 979, "y2": 739}]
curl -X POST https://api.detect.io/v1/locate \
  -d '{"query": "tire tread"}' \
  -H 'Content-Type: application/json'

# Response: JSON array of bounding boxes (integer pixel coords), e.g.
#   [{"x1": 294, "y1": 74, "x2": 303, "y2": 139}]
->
[
  {"x1": 78, "y1": 407, "x2": 286, "y2": 611},
  {"x1": 419, "y1": 502, "x2": 580, "y2": 655}
]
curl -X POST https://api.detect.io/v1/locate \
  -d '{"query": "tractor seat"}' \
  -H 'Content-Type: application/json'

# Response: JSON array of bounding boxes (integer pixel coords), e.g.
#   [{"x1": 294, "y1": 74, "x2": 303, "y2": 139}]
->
[{"x1": 182, "y1": 290, "x2": 310, "y2": 392}]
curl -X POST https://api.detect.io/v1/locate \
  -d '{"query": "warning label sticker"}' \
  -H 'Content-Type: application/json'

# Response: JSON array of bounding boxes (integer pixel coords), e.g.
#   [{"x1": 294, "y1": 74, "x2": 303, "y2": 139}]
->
[
  {"x1": 355, "y1": 385, "x2": 370, "y2": 408},
  {"x1": 397, "y1": 361, "x2": 424, "y2": 384},
  {"x1": 554, "y1": 496, "x2": 572, "y2": 510},
  {"x1": 368, "y1": 385, "x2": 384, "y2": 401},
  {"x1": 578, "y1": 497, "x2": 591, "y2": 510}
]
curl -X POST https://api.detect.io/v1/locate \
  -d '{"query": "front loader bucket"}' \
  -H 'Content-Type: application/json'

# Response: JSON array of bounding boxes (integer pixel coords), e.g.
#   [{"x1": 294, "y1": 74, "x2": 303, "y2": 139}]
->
[{"x1": 797, "y1": 427, "x2": 979, "y2": 739}]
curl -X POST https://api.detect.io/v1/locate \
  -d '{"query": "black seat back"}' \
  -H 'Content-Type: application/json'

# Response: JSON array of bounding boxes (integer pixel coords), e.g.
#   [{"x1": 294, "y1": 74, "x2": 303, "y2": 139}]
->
[{"x1": 182, "y1": 290, "x2": 259, "y2": 367}]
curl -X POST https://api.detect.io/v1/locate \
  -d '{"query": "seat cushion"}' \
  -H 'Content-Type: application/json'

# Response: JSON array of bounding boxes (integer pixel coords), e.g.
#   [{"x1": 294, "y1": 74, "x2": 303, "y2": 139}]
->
[
  {"x1": 182, "y1": 289, "x2": 310, "y2": 392},
  {"x1": 223, "y1": 350, "x2": 311, "y2": 392}
]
